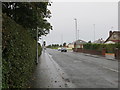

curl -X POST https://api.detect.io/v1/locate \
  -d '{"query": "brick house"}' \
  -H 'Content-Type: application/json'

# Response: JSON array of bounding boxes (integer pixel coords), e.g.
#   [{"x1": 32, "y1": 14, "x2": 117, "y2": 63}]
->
[
  {"x1": 74, "y1": 39, "x2": 87, "y2": 48},
  {"x1": 104, "y1": 31, "x2": 120, "y2": 43}
]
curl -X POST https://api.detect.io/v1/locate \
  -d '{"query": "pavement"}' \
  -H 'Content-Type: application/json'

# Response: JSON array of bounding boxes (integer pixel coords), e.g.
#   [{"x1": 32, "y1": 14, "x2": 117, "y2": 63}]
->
[{"x1": 28, "y1": 51, "x2": 76, "y2": 88}]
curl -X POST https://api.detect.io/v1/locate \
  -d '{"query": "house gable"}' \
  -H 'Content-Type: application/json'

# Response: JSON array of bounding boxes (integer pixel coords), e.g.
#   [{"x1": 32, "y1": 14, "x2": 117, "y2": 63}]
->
[{"x1": 104, "y1": 31, "x2": 120, "y2": 43}]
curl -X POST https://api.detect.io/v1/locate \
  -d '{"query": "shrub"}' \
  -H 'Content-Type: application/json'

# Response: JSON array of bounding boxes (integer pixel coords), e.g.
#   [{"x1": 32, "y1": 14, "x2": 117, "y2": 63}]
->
[
  {"x1": 2, "y1": 14, "x2": 42, "y2": 88},
  {"x1": 83, "y1": 43, "x2": 119, "y2": 53}
]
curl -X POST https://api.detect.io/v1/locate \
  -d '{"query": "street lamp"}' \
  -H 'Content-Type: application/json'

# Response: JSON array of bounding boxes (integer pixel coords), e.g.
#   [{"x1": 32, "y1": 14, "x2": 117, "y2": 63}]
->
[
  {"x1": 36, "y1": 7, "x2": 39, "y2": 64},
  {"x1": 74, "y1": 18, "x2": 78, "y2": 41},
  {"x1": 61, "y1": 34, "x2": 63, "y2": 47},
  {"x1": 93, "y1": 24, "x2": 95, "y2": 42},
  {"x1": 36, "y1": 26, "x2": 38, "y2": 64},
  {"x1": 78, "y1": 29, "x2": 79, "y2": 40}
]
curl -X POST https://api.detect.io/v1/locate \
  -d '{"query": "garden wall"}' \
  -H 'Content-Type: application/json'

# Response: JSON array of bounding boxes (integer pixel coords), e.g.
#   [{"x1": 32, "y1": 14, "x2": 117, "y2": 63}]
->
[{"x1": 73, "y1": 48, "x2": 105, "y2": 56}]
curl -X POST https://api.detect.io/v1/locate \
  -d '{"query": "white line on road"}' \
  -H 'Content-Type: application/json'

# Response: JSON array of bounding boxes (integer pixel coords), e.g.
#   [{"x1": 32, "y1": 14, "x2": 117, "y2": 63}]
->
[
  {"x1": 102, "y1": 66, "x2": 118, "y2": 73},
  {"x1": 79, "y1": 57, "x2": 118, "y2": 73},
  {"x1": 48, "y1": 54, "x2": 53, "y2": 58},
  {"x1": 85, "y1": 60, "x2": 118, "y2": 73},
  {"x1": 74, "y1": 60, "x2": 82, "y2": 63}
]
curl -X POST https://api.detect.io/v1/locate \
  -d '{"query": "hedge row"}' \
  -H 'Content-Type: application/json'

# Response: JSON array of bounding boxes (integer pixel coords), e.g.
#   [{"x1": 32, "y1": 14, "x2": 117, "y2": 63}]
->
[
  {"x1": 83, "y1": 43, "x2": 120, "y2": 53},
  {"x1": 2, "y1": 14, "x2": 42, "y2": 88}
]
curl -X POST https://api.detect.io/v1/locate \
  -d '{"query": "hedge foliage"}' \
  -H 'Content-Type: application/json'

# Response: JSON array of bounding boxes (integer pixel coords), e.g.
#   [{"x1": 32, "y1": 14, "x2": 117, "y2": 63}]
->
[
  {"x1": 83, "y1": 43, "x2": 120, "y2": 53},
  {"x1": 2, "y1": 14, "x2": 42, "y2": 88}
]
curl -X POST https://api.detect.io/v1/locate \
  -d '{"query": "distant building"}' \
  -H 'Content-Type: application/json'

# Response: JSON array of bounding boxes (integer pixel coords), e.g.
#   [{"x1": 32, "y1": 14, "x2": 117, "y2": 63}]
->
[
  {"x1": 104, "y1": 31, "x2": 120, "y2": 44},
  {"x1": 93, "y1": 38, "x2": 104, "y2": 44},
  {"x1": 74, "y1": 39, "x2": 87, "y2": 48},
  {"x1": 68, "y1": 42, "x2": 74, "y2": 48}
]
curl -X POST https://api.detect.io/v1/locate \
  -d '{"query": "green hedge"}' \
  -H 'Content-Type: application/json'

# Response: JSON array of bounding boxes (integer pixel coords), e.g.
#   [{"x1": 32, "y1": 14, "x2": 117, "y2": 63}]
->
[
  {"x1": 83, "y1": 43, "x2": 120, "y2": 53},
  {"x1": 2, "y1": 14, "x2": 42, "y2": 88}
]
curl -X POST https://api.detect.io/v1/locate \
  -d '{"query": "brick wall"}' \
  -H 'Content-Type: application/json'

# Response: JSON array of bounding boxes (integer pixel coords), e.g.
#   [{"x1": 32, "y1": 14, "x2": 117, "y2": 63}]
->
[
  {"x1": 73, "y1": 48, "x2": 120, "y2": 60},
  {"x1": 73, "y1": 48, "x2": 105, "y2": 56},
  {"x1": 115, "y1": 49, "x2": 120, "y2": 60}
]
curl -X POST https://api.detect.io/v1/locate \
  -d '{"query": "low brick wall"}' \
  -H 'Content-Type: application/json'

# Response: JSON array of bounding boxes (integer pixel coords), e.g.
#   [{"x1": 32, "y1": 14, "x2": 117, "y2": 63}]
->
[
  {"x1": 73, "y1": 48, "x2": 105, "y2": 56},
  {"x1": 73, "y1": 48, "x2": 120, "y2": 60}
]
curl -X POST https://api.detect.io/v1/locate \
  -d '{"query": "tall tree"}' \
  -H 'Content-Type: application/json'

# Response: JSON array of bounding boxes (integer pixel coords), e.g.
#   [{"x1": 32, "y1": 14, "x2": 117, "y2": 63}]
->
[
  {"x1": 63, "y1": 42, "x2": 66, "y2": 47},
  {"x1": 2, "y1": 2, "x2": 52, "y2": 39}
]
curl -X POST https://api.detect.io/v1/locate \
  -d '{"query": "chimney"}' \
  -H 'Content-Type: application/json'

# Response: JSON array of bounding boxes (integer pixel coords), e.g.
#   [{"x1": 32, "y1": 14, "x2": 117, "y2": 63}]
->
[{"x1": 109, "y1": 31, "x2": 112, "y2": 36}]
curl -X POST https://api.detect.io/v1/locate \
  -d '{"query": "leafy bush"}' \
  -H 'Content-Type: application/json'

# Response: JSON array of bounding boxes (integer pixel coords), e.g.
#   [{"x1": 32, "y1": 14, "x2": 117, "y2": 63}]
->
[
  {"x1": 83, "y1": 43, "x2": 119, "y2": 53},
  {"x1": 84, "y1": 43, "x2": 101, "y2": 50},
  {"x1": 2, "y1": 14, "x2": 42, "y2": 88}
]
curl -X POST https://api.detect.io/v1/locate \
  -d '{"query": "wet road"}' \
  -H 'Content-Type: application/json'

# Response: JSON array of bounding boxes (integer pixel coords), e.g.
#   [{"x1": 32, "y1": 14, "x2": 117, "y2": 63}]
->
[
  {"x1": 29, "y1": 50, "x2": 76, "y2": 88},
  {"x1": 46, "y1": 48, "x2": 118, "y2": 88}
]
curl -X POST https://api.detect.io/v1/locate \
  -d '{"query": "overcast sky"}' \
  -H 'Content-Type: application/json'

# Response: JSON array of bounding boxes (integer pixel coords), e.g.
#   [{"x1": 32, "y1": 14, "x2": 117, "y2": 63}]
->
[{"x1": 41, "y1": 1, "x2": 118, "y2": 45}]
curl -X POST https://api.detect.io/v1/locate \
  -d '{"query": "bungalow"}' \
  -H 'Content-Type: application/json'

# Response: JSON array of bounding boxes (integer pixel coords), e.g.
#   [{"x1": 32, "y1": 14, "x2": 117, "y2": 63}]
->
[
  {"x1": 104, "y1": 31, "x2": 120, "y2": 44},
  {"x1": 68, "y1": 42, "x2": 74, "y2": 48},
  {"x1": 74, "y1": 39, "x2": 87, "y2": 48}
]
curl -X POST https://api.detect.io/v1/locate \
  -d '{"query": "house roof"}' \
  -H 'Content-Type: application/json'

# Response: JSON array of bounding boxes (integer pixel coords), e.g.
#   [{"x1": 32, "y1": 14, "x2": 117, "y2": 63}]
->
[
  {"x1": 93, "y1": 38, "x2": 104, "y2": 44},
  {"x1": 74, "y1": 39, "x2": 87, "y2": 45},
  {"x1": 104, "y1": 31, "x2": 120, "y2": 43},
  {"x1": 105, "y1": 41, "x2": 115, "y2": 44},
  {"x1": 68, "y1": 43, "x2": 74, "y2": 45},
  {"x1": 68, "y1": 42, "x2": 75, "y2": 45}
]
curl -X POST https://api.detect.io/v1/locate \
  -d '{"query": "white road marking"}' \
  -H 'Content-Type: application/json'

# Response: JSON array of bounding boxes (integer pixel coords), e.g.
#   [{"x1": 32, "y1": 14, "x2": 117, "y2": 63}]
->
[
  {"x1": 74, "y1": 60, "x2": 82, "y2": 63},
  {"x1": 86, "y1": 60, "x2": 118, "y2": 73},
  {"x1": 48, "y1": 54, "x2": 53, "y2": 58},
  {"x1": 80, "y1": 58, "x2": 118, "y2": 73},
  {"x1": 102, "y1": 66, "x2": 118, "y2": 73}
]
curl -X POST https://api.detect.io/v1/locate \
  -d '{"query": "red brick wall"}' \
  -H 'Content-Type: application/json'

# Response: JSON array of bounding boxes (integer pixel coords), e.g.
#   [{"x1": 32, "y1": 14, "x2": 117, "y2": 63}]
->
[
  {"x1": 73, "y1": 48, "x2": 105, "y2": 56},
  {"x1": 115, "y1": 49, "x2": 120, "y2": 60},
  {"x1": 73, "y1": 48, "x2": 120, "y2": 60}
]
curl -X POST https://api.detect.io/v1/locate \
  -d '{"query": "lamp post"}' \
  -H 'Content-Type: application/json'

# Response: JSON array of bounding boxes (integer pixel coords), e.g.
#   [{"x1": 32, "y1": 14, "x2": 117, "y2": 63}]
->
[
  {"x1": 93, "y1": 24, "x2": 95, "y2": 42},
  {"x1": 61, "y1": 34, "x2": 63, "y2": 47},
  {"x1": 36, "y1": 6, "x2": 38, "y2": 64},
  {"x1": 78, "y1": 29, "x2": 79, "y2": 40},
  {"x1": 36, "y1": 27, "x2": 38, "y2": 64},
  {"x1": 74, "y1": 18, "x2": 78, "y2": 41}
]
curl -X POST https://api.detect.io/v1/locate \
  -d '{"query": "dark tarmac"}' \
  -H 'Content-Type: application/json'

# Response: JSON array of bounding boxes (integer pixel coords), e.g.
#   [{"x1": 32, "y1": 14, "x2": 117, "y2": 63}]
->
[{"x1": 28, "y1": 48, "x2": 118, "y2": 88}]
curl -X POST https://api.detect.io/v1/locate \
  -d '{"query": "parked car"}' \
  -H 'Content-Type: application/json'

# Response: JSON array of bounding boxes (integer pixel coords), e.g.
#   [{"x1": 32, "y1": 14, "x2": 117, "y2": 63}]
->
[{"x1": 61, "y1": 48, "x2": 67, "y2": 52}]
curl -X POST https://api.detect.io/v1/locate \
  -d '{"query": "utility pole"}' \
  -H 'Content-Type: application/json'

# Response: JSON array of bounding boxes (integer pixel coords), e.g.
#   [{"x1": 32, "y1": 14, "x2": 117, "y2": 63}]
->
[
  {"x1": 36, "y1": 7, "x2": 39, "y2": 64},
  {"x1": 78, "y1": 29, "x2": 79, "y2": 40},
  {"x1": 61, "y1": 34, "x2": 63, "y2": 47},
  {"x1": 36, "y1": 27, "x2": 38, "y2": 64},
  {"x1": 74, "y1": 18, "x2": 78, "y2": 41},
  {"x1": 93, "y1": 24, "x2": 95, "y2": 42}
]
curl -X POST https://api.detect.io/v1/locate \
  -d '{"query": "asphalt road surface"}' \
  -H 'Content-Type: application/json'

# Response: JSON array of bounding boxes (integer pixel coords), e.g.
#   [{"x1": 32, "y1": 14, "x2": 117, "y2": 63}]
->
[{"x1": 46, "y1": 48, "x2": 118, "y2": 88}]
